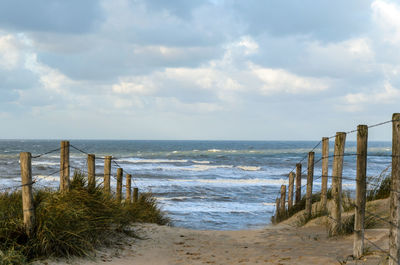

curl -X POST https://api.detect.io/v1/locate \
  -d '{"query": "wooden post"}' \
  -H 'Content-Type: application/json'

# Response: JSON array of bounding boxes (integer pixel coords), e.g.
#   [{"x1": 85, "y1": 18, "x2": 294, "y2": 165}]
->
[
  {"x1": 104, "y1": 156, "x2": 112, "y2": 194},
  {"x1": 133, "y1": 187, "x2": 139, "y2": 203},
  {"x1": 116, "y1": 168, "x2": 123, "y2": 202},
  {"x1": 354, "y1": 125, "x2": 368, "y2": 258},
  {"x1": 331, "y1": 132, "x2": 346, "y2": 236},
  {"x1": 20, "y1": 152, "x2": 35, "y2": 237},
  {"x1": 126, "y1": 174, "x2": 132, "y2": 203},
  {"x1": 288, "y1": 172, "x2": 295, "y2": 211},
  {"x1": 60, "y1": 141, "x2": 70, "y2": 192},
  {"x1": 295, "y1": 163, "x2": 302, "y2": 204},
  {"x1": 280, "y1": 185, "x2": 286, "y2": 218},
  {"x1": 390, "y1": 113, "x2": 400, "y2": 265},
  {"x1": 321, "y1": 137, "x2": 329, "y2": 212},
  {"x1": 87, "y1": 154, "x2": 95, "y2": 190},
  {"x1": 305, "y1": 152, "x2": 315, "y2": 219},
  {"x1": 275, "y1": 197, "x2": 280, "y2": 223}
]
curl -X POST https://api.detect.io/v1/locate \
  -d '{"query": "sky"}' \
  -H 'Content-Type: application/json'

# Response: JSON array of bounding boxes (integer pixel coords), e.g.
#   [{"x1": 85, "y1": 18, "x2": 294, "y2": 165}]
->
[{"x1": 0, "y1": 0, "x2": 399, "y2": 140}]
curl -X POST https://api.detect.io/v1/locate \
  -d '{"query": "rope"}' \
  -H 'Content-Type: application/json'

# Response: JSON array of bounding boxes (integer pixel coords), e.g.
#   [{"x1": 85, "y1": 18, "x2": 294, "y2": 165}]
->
[{"x1": 32, "y1": 147, "x2": 61, "y2": 158}]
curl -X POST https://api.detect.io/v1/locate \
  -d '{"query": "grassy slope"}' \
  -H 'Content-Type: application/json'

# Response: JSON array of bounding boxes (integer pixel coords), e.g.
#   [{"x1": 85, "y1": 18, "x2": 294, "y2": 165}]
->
[{"x1": 0, "y1": 172, "x2": 169, "y2": 264}]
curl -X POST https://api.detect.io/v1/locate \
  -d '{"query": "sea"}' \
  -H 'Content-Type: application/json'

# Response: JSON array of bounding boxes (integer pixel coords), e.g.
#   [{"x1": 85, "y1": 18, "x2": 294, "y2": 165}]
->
[{"x1": 0, "y1": 140, "x2": 392, "y2": 230}]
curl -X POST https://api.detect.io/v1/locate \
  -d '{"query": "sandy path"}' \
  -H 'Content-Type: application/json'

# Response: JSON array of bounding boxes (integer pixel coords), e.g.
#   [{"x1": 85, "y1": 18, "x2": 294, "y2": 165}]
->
[{"x1": 45, "y1": 223, "x2": 388, "y2": 265}]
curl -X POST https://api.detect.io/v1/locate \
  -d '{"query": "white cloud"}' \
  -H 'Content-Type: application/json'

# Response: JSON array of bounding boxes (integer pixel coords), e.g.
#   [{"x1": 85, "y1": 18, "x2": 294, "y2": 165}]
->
[
  {"x1": 237, "y1": 36, "x2": 259, "y2": 55},
  {"x1": 372, "y1": 0, "x2": 400, "y2": 44},
  {"x1": 343, "y1": 82, "x2": 400, "y2": 111},
  {"x1": 24, "y1": 53, "x2": 74, "y2": 95},
  {"x1": 112, "y1": 78, "x2": 156, "y2": 95},
  {"x1": 249, "y1": 63, "x2": 329, "y2": 95},
  {"x1": 0, "y1": 34, "x2": 20, "y2": 70}
]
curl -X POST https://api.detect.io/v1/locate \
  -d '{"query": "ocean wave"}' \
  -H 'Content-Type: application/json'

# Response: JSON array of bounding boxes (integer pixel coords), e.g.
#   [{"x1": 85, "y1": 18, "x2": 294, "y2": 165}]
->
[
  {"x1": 192, "y1": 160, "x2": 211, "y2": 164},
  {"x1": 167, "y1": 178, "x2": 287, "y2": 186},
  {"x1": 34, "y1": 175, "x2": 59, "y2": 181},
  {"x1": 236, "y1": 166, "x2": 261, "y2": 171},
  {"x1": 179, "y1": 165, "x2": 234, "y2": 171},
  {"x1": 207, "y1": 149, "x2": 222, "y2": 152},
  {"x1": 116, "y1": 158, "x2": 188, "y2": 164},
  {"x1": 32, "y1": 161, "x2": 59, "y2": 166},
  {"x1": 262, "y1": 202, "x2": 276, "y2": 206}
]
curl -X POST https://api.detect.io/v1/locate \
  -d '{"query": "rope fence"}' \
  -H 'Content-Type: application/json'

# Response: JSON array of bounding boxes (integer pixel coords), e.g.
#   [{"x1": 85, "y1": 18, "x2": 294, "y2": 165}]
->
[{"x1": 272, "y1": 115, "x2": 400, "y2": 264}]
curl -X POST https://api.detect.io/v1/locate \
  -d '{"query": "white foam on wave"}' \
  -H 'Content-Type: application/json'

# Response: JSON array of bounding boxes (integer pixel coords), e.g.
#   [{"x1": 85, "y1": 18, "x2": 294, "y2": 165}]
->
[
  {"x1": 32, "y1": 161, "x2": 58, "y2": 166},
  {"x1": 117, "y1": 158, "x2": 188, "y2": 164},
  {"x1": 179, "y1": 164, "x2": 234, "y2": 171},
  {"x1": 207, "y1": 149, "x2": 239, "y2": 153},
  {"x1": 167, "y1": 178, "x2": 287, "y2": 186},
  {"x1": 207, "y1": 149, "x2": 221, "y2": 152},
  {"x1": 262, "y1": 202, "x2": 276, "y2": 206},
  {"x1": 192, "y1": 160, "x2": 210, "y2": 164},
  {"x1": 162, "y1": 201, "x2": 268, "y2": 213},
  {"x1": 236, "y1": 166, "x2": 261, "y2": 171},
  {"x1": 35, "y1": 175, "x2": 59, "y2": 181}
]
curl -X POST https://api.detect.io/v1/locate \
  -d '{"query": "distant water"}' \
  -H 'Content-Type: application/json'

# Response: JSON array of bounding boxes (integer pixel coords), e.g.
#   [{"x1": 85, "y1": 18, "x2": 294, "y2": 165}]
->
[{"x1": 0, "y1": 140, "x2": 392, "y2": 230}]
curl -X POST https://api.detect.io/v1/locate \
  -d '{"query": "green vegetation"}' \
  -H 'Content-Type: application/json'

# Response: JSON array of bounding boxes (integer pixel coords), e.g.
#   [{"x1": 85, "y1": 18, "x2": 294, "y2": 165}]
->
[
  {"x1": 0, "y1": 171, "x2": 169, "y2": 264},
  {"x1": 273, "y1": 189, "x2": 332, "y2": 224},
  {"x1": 327, "y1": 213, "x2": 378, "y2": 236},
  {"x1": 367, "y1": 167, "x2": 391, "y2": 201}
]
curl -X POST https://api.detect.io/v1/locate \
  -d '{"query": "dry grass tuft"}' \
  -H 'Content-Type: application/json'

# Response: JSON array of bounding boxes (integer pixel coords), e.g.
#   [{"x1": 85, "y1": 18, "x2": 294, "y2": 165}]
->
[{"x1": 0, "y1": 170, "x2": 168, "y2": 264}]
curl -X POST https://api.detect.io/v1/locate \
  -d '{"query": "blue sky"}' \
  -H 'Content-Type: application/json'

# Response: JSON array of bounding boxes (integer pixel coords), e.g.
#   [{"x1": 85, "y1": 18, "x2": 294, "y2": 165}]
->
[{"x1": 0, "y1": 0, "x2": 399, "y2": 140}]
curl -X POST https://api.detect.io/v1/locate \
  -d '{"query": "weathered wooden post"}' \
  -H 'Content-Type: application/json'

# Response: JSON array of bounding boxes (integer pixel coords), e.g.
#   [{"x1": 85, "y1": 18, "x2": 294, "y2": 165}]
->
[
  {"x1": 104, "y1": 156, "x2": 112, "y2": 194},
  {"x1": 280, "y1": 185, "x2": 286, "y2": 218},
  {"x1": 305, "y1": 152, "x2": 315, "y2": 219},
  {"x1": 295, "y1": 163, "x2": 302, "y2": 204},
  {"x1": 275, "y1": 197, "x2": 280, "y2": 223},
  {"x1": 20, "y1": 152, "x2": 35, "y2": 237},
  {"x1": 88, "y1": 154, "x2": 96, "y2": 190},
  {"x1": 354, "y1": 125, "x2": 368, "y2": 258},
  {"x1": 390, "y1": 113, "x2": 400, "y2": 265},
  {"x1": 116, "y1": 168, "x2": 123, "y2": 202},
  {"x1": 321, "y1": 137, "x2": 329, "y2": 212},
  {"x1": 288, "y1": 172, "x2": 295, "y2": 211},
  {"x1": 60, "y1": 141, "x2": 70, "y2": 192},
  {"x1": 133, "y1": 187, "x2": 139, "y2": 203},
  {"x1": 331, "y1": 132, "x2": 346, "y2": 236},
  {"x1": 126, "y1": 174, "x2": 132, "y2": 203}
]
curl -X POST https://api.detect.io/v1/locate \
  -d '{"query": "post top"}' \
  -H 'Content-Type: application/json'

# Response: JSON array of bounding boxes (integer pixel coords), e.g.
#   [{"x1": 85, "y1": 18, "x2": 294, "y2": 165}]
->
[{"x1": 393, "y1": 113, "x2": 400, "y2": 120}]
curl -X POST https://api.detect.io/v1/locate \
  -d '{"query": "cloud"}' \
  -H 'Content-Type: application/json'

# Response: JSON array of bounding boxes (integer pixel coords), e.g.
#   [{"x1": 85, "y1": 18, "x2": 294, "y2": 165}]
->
[
  {"x1": 112, "y1": 78, "x2": 156, "y2": 95},
  {"x1": 0, "y1": 34, "x2": 21, "y2": 70},
  {"x1": 372, "y1": 0, "x2": 400, "y2": 44},
  {"x1": 250, "y1": 64, "x2": 329, "y2": 95},
  {"x1": 1, "y1": 0, "x2": 400, "y2": 139},
  {"x1": 342, "y1": 82, "x2": 400, "y2": 112}
]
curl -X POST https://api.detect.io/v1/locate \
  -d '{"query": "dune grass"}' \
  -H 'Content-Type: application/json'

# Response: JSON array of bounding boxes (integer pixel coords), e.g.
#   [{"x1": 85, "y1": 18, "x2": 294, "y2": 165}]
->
[
  {"x1": 367, "y1": 168, "x2": 391, "y2": 201},
  {"x1": 0, "y1": 171, "x2": 169, "y2": 264}
]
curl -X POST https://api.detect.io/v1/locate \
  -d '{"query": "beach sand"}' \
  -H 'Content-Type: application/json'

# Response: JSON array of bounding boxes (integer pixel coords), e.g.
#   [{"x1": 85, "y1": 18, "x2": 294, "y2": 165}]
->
[
  {"x1": 44, "y1": 222, "x2": 388, "y2": 265},
  {"x1": 39, "y1": 198, "x2": 390, "y2": 265}
]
